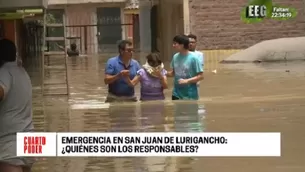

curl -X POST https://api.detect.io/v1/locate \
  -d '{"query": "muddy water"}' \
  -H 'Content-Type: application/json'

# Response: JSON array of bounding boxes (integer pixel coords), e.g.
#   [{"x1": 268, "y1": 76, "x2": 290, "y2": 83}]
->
[{"x1": 25, "y1": 55, "x2": 305, "y2": 172}]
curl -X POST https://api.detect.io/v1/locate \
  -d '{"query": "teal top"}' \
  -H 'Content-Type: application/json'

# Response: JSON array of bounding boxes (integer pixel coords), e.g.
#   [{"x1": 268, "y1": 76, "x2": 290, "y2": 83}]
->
[{"x1": 170, "y1": 52, "x2": 203, "y2": 100}]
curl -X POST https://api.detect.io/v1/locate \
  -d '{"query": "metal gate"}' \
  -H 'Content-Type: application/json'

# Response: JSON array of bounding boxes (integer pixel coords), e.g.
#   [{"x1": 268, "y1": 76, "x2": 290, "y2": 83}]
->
[
  {"x1": 23, "y1": 21, "x2": 43, "y2": 66},
  {"x1": 0, "y1": 21, "x2": 4, "y2": 37},
  {"x1": 97, "y1": 7, "x2": 122, "y2": 53},
  {"x1": 64, "y1": 23, "x2": 131, "y2": 54},
  {"x1": 44, "y1": 8, "x2": 135, "y2": 54}
]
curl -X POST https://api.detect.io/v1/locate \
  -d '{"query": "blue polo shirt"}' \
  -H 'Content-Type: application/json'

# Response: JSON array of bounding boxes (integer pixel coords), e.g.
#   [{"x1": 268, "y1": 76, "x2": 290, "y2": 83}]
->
[{"x1": 105, "y1": 56, "x2": 141, "y2": 97}]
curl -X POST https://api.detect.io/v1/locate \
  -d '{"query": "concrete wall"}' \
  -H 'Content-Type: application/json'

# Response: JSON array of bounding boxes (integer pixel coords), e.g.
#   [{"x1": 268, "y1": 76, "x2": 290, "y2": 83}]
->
[
  {"x1": 189, "y1": 0, "x2": 305, "y2": 50},
  {"x1": 0, "y1": 0, "x2": 47, "y2": 9}
]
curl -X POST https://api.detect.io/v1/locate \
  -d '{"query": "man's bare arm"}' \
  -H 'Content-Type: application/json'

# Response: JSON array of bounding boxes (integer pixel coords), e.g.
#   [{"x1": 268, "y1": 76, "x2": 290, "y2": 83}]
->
[
  {"x1": 125, "y1": 75, "x2": 140, "y2": 87},
  {"x1": 104, "y1": 73, "x2": 120, "y2": 84},
  {"x1": 186, "y1": 72, "x2": 204, "y2": 84}
]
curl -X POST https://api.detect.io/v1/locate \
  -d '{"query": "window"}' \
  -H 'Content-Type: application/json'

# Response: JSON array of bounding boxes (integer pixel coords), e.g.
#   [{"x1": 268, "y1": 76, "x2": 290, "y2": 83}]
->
[{"x1": 46, "y1": 9, "x2": 65, "y2": 51}]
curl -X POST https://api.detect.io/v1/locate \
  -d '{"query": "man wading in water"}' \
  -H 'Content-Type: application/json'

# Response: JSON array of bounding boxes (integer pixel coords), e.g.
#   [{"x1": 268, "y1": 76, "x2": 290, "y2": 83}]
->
[
  {"x1": 188, "y1": 34, "x2": 204, "y2": 94},
  {"x1": 67, "y1": 43, "x2": 79, "y2": 57},
  {"x1": 187, "y1": 34, "x2": 204, "y2": 67},
  {"x1": 166, "y1": 34, "x2": 203, "y2": 100},
  {"x1": 104, "y1": 40, "x2": 141, "y2": 102},
  {"x1": 0, "y1": 39, "x2": 34, "y2": 172}
]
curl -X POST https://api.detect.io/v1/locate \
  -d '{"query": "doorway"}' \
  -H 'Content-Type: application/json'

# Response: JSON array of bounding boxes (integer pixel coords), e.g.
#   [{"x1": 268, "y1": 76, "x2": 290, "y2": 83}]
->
[
  {"x1": 96, "y1": 7, "x2": 122, "y2": 52},
  {"x1": 157, "y1": 0, "x2": 184, "y2": 61}
]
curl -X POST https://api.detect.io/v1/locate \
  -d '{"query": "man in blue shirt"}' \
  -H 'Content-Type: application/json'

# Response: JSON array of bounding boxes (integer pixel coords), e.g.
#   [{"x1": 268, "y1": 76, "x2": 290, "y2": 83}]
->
[
  {"x1": 104, "y1": 40, "x2": 141, "y2": 102},
  {"x1": 166, "y1": 35, "x2": 204, "y2": 100}
]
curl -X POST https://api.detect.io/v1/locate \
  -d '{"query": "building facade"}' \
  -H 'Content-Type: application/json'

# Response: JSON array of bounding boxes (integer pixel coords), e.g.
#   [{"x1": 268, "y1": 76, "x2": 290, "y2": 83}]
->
[
  {"x1": 1, "y1": 0, "x2": 304, "y2": 55},
  {"x1": 135, "y1": 0, "x2": 305, "y2": 62},
  {"x1": 47, "y1": 1, "x2": 133, "y2": 54}
]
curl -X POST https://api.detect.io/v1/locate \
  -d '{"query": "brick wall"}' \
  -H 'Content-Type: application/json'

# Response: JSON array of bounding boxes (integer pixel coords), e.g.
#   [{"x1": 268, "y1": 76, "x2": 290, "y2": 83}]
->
[{"x1": 189, "y1": 0, "x2": 305, "y2": 50}]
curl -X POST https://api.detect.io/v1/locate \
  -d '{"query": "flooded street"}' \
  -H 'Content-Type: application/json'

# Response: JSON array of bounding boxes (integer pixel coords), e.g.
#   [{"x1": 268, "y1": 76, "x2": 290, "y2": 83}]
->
[{"x1": 26, "y1": 54, "x2": 305, "y2": 172}]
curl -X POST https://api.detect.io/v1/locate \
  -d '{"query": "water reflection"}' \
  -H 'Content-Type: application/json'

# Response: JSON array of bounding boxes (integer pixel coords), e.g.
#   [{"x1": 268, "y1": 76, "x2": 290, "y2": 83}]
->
[
  {"x1": 108, "y1": 103, "x2": 137, "y2": 132},
  {"x1": 139, "y1": 102, "x2": 166, "y2": 132},
  {"x1": 173, "y1": 102, "x2": 205, "y2": 132},
  {"x1": 70, "y1": 56, "x2": 89, "y2": 71},
  {"x1": 172, "y1": 101, "x2": 205, "y2": 172}
]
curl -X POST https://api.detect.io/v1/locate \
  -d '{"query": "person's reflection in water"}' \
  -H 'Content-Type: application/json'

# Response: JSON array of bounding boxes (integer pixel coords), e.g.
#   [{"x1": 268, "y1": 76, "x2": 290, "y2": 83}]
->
[
  {"x1": 174, "y1": 101, "x2": 206, "y2": 172},
  {"x1": 108, "y1": 103, "x2": 137, "y2": 132},
  {"x1": 71, "y1": 56, "x2": 77, "y2": 71},
  {"x1": 108, "y1": 103, "x2": 140, "y2": 172},
  {"x1": 139, "y1": 102, "x2": 165, "y2": 132},
  {"x1": 174, "y1": 102, "x2": 205, "y2": 132},
  {"x1": 138, "y1": 101, "x2": 170, "y2": 172}
]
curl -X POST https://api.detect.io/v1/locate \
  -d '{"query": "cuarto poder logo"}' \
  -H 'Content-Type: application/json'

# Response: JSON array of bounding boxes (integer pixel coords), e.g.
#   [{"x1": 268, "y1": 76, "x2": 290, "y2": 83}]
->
[
  {"x1": 17, "y1": 132, "x2": 57, "y2": 157},
  {"x1": 241, "y1": 0, "x2": 297, "y2": 23},
  {"x1": 24, "y1": 136, "x2": 46, "y2": 154}
]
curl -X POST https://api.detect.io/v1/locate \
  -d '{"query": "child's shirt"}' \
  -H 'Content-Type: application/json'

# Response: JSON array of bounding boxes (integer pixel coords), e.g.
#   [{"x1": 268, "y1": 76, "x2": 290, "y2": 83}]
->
[
  {"x1": 170, "y1": 52, "x2": 203, "y2": 100},
  {"x1": 137, "y1": 68, "x2": 167, "y2": 101}
]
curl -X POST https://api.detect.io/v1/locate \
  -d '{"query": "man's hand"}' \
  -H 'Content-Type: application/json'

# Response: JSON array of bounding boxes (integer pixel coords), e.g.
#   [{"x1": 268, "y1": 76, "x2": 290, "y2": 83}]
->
[
  {"x1": 120, "y1": 70, "x2": 130, "y2": 77},
  {"x1": 178, "y1": 79, "x2": 189, "y2": 85}
]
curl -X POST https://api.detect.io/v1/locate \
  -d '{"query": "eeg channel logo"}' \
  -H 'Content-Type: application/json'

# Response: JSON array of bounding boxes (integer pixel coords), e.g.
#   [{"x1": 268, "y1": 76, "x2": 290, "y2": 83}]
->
[{"x1": 17, "y1": 132, "x2": 57, "y2": 157}]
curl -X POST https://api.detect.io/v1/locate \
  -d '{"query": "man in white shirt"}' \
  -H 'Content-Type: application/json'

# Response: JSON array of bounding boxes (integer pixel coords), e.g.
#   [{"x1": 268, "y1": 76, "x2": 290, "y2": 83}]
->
[
  {"x1": 188, "y1": 34, "x2": 204, "y2": 93},
  {"x1": 188, "y1": 34, "x2": 204, "y2": 66}
]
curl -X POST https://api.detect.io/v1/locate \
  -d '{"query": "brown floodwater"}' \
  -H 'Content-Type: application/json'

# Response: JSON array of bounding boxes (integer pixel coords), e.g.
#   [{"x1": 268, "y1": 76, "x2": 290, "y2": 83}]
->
[{"x1": 25, "y1": 54, "x2": 305, "y2": 172}]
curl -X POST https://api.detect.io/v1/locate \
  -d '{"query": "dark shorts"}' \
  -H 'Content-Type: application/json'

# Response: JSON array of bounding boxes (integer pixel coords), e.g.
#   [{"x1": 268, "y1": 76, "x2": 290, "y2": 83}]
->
[{"x1": 172, "y1": 95, "x2": 180, "y2": 100}]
